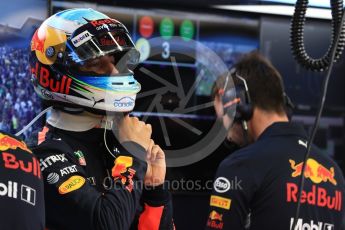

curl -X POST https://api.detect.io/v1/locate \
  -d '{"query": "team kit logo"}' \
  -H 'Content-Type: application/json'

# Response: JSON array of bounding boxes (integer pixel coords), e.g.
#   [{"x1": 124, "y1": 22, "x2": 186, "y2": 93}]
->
[
  {"x1": 46, "y1": 164, "x2": 79, "y2": 185},
  {"x1": 60, "y1": 165, "x2": 78, "y2": 177},
  {"x1": 1, "y1": 152, "x2": 41, "y2": 179},
  {"x1": 0, "y1": 133, "x2": 32, "y2": 153},
  {"x1": 47, "y1": 173, "x2": 60, "y2": 185},
  {"x1": 40, "y1": 154, "x2": 68, "y2": 172},
  {"x1": 207, "y1": 210, "x2": 224, "y2": 229},
  {"x1": 0, "y1": 180, "x2": 37, "y2": 206},
  {"x1": 112, "y1": 156, "x2": 136, "y2": 192},
  {"x1": 210, "y1": 195, "x2": 231, "y2": 210},
  {"x1": 74, "y1": 150, "x2": 86, "y2": 166},
  {"x1": 287, "y1": 158, "x2": 342, "y2": 212},
  {"x1": 290, "y1": 218, "x2": 334, "y2": 230},
  {"x1": 58, "y1": 175, "x2": 85, "y2": 195},
  {"x1": 213, "y1": 176, "x2": 242, "y2": 193},
  {"x1": 1, "y1": 134, "x2": 41, "y2": 179},
  {"x1": 213, "y1": 177, "x2": 231, "y2": 193},
  {"x1": 289, "y1": 159, "x2": 337, "y2": 185}
]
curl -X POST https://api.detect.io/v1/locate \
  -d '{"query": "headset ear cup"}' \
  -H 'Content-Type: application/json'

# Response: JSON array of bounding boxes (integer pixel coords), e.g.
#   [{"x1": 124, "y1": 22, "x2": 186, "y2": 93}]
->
[
  {"x1": 242, "y1": 104, "x2": 253, "y2": 121},
  {"x1": 236, "y1": 104, "x2": 253, "y2": 121}
]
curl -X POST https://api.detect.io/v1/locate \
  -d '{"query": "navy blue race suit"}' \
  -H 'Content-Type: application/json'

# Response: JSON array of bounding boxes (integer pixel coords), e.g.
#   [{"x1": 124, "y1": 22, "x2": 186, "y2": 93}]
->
[
  {"x1": 0, "y1": 131, "x2": 45, "y2": 230},
  {"x1": 206, "y1": 122, "x2": 345, "y2": 230},
  {"x1": 29, "y1": 125, "x2": 174, "y2": 230}
]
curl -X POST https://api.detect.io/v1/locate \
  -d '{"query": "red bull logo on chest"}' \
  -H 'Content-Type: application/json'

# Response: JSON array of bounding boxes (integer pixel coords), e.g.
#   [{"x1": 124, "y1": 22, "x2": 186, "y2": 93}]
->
[{"x1": 289, "y1": 158, "x2": 337, "y2": 186}]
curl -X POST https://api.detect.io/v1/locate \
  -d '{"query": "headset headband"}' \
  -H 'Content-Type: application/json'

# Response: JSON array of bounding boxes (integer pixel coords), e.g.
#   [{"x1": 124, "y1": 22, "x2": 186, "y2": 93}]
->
[{"x1": 221, "y1": 67, "x2": 294, "y2": 121}]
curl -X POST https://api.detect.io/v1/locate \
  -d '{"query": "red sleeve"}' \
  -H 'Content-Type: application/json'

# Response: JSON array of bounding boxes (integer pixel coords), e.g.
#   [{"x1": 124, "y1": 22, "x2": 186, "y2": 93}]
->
[
  {"x1": 138, "y1": 204, "x2": 164, "y2": 230},
  {"x1": 138, "y1": 185, "x2": 174, "y2": 230}
]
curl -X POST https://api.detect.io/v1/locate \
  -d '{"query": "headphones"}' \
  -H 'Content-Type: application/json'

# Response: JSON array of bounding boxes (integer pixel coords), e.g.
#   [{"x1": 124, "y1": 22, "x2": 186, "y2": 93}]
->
[{"x1": 219, "y1": 68, "x2": 295, "y2": 122}]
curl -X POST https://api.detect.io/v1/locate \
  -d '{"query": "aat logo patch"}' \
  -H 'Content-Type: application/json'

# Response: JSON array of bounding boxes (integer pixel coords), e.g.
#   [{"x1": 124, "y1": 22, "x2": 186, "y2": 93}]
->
[{"x1": 58, "y1": 175, "x2": 85, "y2": 194}]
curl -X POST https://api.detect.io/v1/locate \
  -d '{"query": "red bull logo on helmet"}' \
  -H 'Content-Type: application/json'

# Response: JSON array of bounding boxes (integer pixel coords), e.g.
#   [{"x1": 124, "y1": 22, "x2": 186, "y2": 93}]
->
[
  {"x1": 31, "y1": 62, "x2": 72, "y2": 95},
  {"x1": 289, "y1": 158, "x2": 337, "y2": 186},
  {"x1": 90, "y1": 18, "x2": 119, "y2": 27},
  {"x1": 31, "y1": 29, "x2": 45, "y2": 53},
  {"x1": 31, "y1": 25, "x2": 67, "y2": 65},
  {"x1": 0, "y1": 133, "x2": 32, "y2": 154}
]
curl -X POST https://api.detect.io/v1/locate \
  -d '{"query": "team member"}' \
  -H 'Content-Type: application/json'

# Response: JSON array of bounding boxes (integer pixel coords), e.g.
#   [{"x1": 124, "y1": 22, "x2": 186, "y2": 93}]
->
[
  {"x1": 206, "y1": 52, "x2": 345, "y2": 229},
  {"x1": 28, "y1": 8, "x2": 173, "y2": 230},
  {"x1": 0, "y1": 131, "x2": 45, "y2": 229}
]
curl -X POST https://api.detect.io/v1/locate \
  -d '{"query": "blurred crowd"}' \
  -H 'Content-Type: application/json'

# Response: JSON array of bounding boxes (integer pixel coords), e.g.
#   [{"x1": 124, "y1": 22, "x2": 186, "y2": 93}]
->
[{"x1": 0, "y1": 45, "x2": 41, "y2": 139}]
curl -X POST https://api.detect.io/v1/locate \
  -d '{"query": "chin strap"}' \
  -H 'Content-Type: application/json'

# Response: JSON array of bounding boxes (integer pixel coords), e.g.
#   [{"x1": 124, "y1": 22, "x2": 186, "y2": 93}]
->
[{"x1": 15, "y1": 106, "x2": 53, "y2": 137}]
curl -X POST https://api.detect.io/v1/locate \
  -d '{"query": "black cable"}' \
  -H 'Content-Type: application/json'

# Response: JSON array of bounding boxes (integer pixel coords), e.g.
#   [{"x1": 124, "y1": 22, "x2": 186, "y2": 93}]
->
[
  {"x1": 291, "y1": 8, "x2": 345, "y2": 229},
  {"x1": 290, "y1": 0, "x2": 345, "y2": 71}
]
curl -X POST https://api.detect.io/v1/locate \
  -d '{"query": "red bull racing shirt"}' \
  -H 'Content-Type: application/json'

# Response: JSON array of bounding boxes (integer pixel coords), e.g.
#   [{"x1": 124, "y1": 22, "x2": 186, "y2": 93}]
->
[
  {"x1": 28, "y1": 125, "x2": 174, "y2": 230},
  {"x1": 206, "y1": 122, "x2": 345, "y2": 230},
  {"x1": 0, "y1": 131, "x2": 45, "y2": 230}
]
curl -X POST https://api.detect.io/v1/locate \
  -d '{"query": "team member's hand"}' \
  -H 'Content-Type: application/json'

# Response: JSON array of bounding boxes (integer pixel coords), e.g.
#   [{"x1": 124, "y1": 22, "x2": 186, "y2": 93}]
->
[
  {"x1": 214, "y1": 94, "x2": 232, "y2": 129},
  {"x1": 118, "y1": 116, "x2": 152, "y2": 151},
  {"x1": 145, "y1": 139, "x2": 166, "y2": 186},
  {"x1": 214, "y1": 94, "x2": 224, "y2": 118},
  {"x1": 214, "y1": 94, "x2": 244, "y2": 146}
]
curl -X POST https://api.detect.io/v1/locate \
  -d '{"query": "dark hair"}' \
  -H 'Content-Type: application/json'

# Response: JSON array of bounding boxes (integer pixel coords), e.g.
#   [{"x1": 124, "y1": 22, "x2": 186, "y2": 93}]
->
[{"x1": 233, "y1": 51, "x2": 286, "y2": 115}]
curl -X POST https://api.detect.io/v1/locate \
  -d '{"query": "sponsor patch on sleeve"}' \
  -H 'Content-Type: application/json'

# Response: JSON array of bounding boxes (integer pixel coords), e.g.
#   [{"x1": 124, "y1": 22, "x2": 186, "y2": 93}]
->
[
  {"x1": 210, "y1": 195, "x2": 231, "y2": 210},
  {"x1": 112, "y1": 156, "x2": 136, "y2": 192},
  {"x1": 58, "y1": 175, "x2": 85, "y2": 194},
  {"x1": 207, "y1": 210, "x2": 224, "y2": 229}
]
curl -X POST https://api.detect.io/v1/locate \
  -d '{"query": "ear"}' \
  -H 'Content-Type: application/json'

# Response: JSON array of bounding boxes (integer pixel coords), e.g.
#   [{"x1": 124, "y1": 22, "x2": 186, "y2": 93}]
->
[{"x1": 237, "y1": 104, "x2": 253, "y2": 121}]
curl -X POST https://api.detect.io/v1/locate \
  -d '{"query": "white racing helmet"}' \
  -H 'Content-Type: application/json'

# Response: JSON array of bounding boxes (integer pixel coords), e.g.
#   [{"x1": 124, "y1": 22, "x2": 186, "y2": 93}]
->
[{"x1": 29, "y1": 8, "x2": 141, "y2": 113}]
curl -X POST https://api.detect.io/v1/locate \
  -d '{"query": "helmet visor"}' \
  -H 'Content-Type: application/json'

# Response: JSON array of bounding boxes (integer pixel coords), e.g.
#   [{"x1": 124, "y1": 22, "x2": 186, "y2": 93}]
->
[
  {"x1": 67, "y1": 31, "x2": 139, "y2": 65},
  {"x1": 66, "y1": 50, "x2": 138, "y2": 77},
  {"x1": 65, "y1": 22, "x2": 139, "y2": 65}
]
